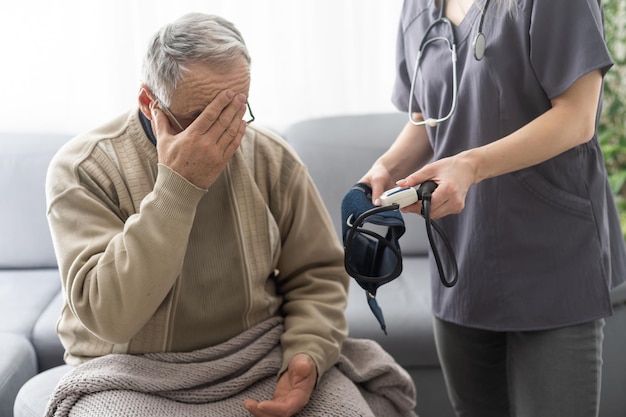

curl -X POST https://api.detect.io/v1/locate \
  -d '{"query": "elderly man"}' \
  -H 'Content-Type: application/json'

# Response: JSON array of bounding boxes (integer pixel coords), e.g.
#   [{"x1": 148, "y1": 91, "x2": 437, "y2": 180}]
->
[{"x1": 14, "y1": 12, "x2": 415, "y2": 417}]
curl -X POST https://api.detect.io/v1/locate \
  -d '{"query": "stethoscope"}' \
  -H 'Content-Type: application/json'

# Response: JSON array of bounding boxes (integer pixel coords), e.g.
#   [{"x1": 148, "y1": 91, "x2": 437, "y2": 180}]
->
[{"x1": 408, "y1": 0, "x2": 491, "y2": 127}]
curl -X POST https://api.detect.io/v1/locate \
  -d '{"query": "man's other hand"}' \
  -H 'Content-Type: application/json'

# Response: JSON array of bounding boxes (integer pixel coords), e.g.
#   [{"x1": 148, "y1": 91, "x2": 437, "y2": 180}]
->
[{"x1": 242, "y1": 353, "x2": 317, "y2": 417}]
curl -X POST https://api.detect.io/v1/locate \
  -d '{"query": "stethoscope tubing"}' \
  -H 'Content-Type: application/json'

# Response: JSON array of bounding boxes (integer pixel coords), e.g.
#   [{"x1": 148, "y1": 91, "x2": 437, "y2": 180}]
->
[{"x1": 408, "y1": 0, "x2": 489, "y2": 126}]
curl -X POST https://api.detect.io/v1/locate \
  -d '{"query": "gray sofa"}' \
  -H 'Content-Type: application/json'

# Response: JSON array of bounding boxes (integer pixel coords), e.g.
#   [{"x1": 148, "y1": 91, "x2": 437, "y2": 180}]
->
[
  {"x1": 0, "y1": 134, "x2": 69, "y2": 417},
  {"x1": 2, "y1": 115, "x2": 626, "y2": 417}
]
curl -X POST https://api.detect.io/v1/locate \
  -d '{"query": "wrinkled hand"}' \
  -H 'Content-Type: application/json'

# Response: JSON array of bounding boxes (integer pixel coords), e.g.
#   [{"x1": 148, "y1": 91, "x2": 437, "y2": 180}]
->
[
  {"x1": 151, "y1": 89, "x2": 248, "y2": 189},
  {"x1": 397, "y1": 154, "x2": 475, "y2": 219},
  {"x1": 242, "y1": 354, "x2": 317, "y2": 417}
]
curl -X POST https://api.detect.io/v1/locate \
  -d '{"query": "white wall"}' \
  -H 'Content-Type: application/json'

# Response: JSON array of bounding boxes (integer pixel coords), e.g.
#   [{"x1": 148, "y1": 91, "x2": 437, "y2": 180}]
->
[{"x1": 0, "y1": 0, "x2": 404, "y2": 135}]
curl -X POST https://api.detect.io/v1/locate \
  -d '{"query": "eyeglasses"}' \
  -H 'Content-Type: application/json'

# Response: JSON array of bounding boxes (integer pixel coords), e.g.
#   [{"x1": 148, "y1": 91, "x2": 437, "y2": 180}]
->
[
  {"x1": 408, "y1": 16, "x2": 458, "y2": 128},
  {"x1": 156, "y1": 97, "x2": 255, "y2": 132}
]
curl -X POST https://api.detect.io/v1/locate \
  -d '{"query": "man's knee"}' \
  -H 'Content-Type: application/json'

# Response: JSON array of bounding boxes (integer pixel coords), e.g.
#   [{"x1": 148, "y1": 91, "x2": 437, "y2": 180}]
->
[{"x1": 14, "y1": 365, "x2": 73, "y2": 417}]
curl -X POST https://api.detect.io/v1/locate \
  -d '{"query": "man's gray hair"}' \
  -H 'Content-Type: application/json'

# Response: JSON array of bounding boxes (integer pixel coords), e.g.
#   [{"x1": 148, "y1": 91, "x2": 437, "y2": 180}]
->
[{"x1": 142, "y1": 13, "x2": 250, "y2": 106}]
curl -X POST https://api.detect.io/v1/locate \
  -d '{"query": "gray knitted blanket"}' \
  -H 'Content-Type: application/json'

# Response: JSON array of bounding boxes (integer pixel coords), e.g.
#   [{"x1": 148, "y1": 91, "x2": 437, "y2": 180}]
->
[{"x1": 45, "y1": 317, "x2": 418, "y2": 417}]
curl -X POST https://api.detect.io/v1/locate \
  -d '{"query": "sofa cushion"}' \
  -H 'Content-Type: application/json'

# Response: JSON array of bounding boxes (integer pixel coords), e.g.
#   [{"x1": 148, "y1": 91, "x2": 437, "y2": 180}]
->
[
  {"x1": 0, "y1": 133, "x2": 71, "y2": 269},
  {"x1": 32, "y1": 292, "x2": 65, "y2": 372},
  {"x1": 283, "y1": 113, "x2": 429, "y2": 256},
  {"x1": 0, "y1": 269, "x2": 60, "y2": 337}
]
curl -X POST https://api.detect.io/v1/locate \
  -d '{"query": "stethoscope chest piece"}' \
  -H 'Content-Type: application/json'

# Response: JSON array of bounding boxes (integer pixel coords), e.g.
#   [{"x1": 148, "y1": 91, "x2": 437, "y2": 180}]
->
[{"x1": 473, "y1": 31, "x2": 486, "y2": 60}]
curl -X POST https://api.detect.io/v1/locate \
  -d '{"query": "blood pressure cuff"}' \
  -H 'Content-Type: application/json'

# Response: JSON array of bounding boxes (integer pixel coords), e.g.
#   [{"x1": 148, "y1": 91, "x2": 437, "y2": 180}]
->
[{"x1": 341, "y1": 183, "x2": 406, "y2": 333}]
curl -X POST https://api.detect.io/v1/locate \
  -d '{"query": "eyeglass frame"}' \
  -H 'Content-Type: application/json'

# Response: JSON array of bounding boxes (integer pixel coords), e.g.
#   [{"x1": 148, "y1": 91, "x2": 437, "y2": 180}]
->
[{"x1": 155, "y1": 96, "x2": 255, "y2": 132}]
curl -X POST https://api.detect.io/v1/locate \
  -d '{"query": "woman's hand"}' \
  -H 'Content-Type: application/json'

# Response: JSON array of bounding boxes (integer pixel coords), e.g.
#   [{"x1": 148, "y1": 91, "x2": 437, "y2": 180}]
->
[
  {"x1": 397, "y1": 151, "x2": 476, "y2": 219},
  {"x1": 358, "y1": 162, "x2": 397, "y2": 206},
  {"x1": 360, "y1": 120, "x2": 435, "y2": 205}
]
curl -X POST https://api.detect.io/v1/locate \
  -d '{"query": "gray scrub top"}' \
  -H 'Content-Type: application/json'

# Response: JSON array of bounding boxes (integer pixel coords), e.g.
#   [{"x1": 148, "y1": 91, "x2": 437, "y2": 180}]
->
[{"x1": 392, "y1": 0, "x2": 626, "y2": 331}]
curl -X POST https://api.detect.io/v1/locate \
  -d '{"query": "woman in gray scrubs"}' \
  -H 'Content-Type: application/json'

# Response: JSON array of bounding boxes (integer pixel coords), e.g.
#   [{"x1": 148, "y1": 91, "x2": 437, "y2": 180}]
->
[{"x1": 360, "y1": 0, "x2": 626, "y2": 415}]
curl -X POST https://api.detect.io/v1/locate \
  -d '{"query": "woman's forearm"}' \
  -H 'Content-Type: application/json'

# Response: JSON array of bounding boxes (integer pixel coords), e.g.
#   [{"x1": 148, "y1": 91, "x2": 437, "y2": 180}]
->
[
  {"x1": 378, "y1": 115, "x2": 434, "y2": 181},
  {"x1": 461, "y1": 69, "x2": 603, "y2": 185}
]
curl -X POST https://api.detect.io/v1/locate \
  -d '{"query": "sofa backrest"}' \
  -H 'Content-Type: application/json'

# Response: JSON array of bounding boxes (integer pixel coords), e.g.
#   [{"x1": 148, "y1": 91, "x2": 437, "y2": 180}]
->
[
  {"x1": 0, "y1": 133, "x2": 72, "y2": 268},
  {"x1": 283, "y1": 113, "x2": 429, "y2": 256}
]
